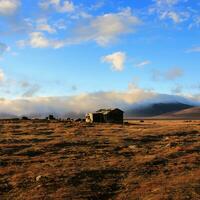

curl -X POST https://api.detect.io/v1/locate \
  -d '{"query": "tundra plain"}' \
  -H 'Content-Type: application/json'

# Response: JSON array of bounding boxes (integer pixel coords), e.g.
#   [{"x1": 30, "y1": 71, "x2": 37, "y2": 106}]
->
[{"x1": 0, "y1": 119, "x2": 200, "y2": 200}]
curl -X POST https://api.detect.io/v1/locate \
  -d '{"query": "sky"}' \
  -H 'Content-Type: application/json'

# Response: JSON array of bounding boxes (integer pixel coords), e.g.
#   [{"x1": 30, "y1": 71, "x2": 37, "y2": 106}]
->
[{"x1": 0, "y1": 0, "x2": 200, "y2": 115}]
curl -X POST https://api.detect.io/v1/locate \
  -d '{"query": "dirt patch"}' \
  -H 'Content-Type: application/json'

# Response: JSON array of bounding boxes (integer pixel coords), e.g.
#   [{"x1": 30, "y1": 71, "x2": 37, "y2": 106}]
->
[
  {"x1": 0, "y1": 145, "x2": 32, "y2": 155},
  {"x1": 16, "y1": 149, "x2": 45, "y2": 157},
  {"x1": 68, "y1": 169, "x2": 126, "y2": 199},
  {"x1": 0, "y1": 120, "x2": 200, "y2": 200},
  {"x1": 137, "y1": 157, "x2": 168, "y2": 177}
]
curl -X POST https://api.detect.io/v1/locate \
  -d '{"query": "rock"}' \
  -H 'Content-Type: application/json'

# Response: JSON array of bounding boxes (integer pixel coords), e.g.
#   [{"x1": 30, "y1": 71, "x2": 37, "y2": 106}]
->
[
  {"x1": 165, "y1": 143, "x2": 170, "y2": 148},
  {"x1": 129, "y1": 145, "x2": 137, "y2": 150},
  {"x1": 36, "y1": 175, "x2": 42, "y2": 182},
  {"x1": 22, "y1": 116, "x2": 29, "y2": 120},
  {"x1": 75, "y1": 118, "x2": 82, "y2": 122},
  {"x1": 165, "y1": 136, "x2": 169, "y2": 141}
]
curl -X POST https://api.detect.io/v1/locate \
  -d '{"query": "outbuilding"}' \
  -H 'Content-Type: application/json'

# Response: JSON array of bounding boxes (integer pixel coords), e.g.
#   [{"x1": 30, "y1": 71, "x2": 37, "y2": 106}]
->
[{"x1": 86, "y1": 108, "x2": 124, "y2": 123}]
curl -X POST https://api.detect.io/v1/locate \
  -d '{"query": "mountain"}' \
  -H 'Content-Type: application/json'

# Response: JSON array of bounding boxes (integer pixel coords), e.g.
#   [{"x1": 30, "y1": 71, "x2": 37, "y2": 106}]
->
[
  {"x1": 19, "y1": 112, "x2": 84, "y2": 119},
  {"x1": 125, "y1": 102, "x2": 194, "y2": 118},
  {"x1": 0, "y1": 113, "x2": 18, "y2": 119},
  {"x1": 156, "y1": 107, "x2": 200, "y2": 119},
  {"x1": 0, "y1": 102, "x2": 196, "y2": 119}
]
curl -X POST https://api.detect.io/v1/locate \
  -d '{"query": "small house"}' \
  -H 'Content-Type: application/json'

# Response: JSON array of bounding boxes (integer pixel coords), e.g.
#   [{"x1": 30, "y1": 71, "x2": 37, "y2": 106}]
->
[
  {"x1": 86, "y1": 108, "x2": 124, "y2": 123},
  {"x1": 46, "y1": 115, "x2": 55, "y2": 120}
]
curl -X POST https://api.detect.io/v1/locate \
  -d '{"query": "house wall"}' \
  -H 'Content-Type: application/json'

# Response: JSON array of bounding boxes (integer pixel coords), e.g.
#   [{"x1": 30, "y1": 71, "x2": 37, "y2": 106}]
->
[
  {"x1": 86, "y1": 109, "x2": 124, "y2": 123},
  {"x1": 86, "y1": 113, "x2": 104, "y2": 123},
  {"x1": 93, "y1": 113, "x2": 104, "y2": 122},
  {"x1": 104, "y1": 110, "x2": 123, "y2": 123},
  {"x1": 85, "y1": 113, "x2": 93, "y2": 123}
]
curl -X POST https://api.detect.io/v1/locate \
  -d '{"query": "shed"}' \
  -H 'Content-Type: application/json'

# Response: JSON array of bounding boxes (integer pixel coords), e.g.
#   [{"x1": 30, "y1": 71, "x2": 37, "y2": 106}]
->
[
  {"x1": 86, "y1": 108, "x2": 124, "y2": 123},
  {"x1": 46, "y1": 115, "x2": 55, "y2": 120}
]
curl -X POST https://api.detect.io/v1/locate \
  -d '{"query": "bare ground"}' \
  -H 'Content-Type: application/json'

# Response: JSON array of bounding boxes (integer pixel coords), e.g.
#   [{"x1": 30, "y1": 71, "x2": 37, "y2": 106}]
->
[{"x1": 0, "y1": 119, "x2": 200, "y2": 200}]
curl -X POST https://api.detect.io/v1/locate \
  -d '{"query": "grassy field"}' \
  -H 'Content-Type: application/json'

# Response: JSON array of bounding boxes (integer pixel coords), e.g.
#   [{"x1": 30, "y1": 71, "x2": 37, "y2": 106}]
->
[{"x1": 0, "y1": 119, "x2": 200, "y2": 200}]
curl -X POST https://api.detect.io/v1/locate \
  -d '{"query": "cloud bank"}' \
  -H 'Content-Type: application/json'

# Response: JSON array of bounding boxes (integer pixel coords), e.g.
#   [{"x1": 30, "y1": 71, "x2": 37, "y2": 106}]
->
[{"x1": 0, "y1": 85, "x2": 198, "y2": 117}]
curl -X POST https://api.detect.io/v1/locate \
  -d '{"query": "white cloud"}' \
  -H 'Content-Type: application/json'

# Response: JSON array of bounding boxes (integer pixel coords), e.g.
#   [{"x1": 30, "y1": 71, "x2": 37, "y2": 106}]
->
[
  {"x1": 102, "y1": 52, "x2": 126, "y2": 71},
  {"x1": 28, "y1": 32, "x2": 50, "y2": 48},
  {"x1": 0, "y1": 85, "x2": 198, "y2": 117},
  {"x1": 168, "y1": 11, "x2": 181, "y2": 23},
  {"x1": 171, "y1": 84, "x2": 182, "y2": 94},
  {"x1": 0, "y1": 42, "x2": 10, "y2": 60},
  {"x1": 155, "y1": 0, "x2": 179, "y2": 6},
  {"x1": 165, "y1": 67, "x2": 183, "y2": 80},
  {"x1": 17, "y1": 32, "x2": 65, "y2": 49},
  {"x1": 0, "y1": 86, "x2": 156, "y2": 116},
  {"x1": 53, "y1": 19, "x2": 67, "y2": 30},
  {"x1": 75, "y1": 8, "x2": 141, "y2": 46},
  {"x1": 150, "y1": 0, "x2": 189, "y2": 24},
  {"x1": 36, "y1": 19, "x2": 56, "y2": 34},
  {"x1": 22, "y1": 84, "x2": 40, "y2": 97},
  {"x1": 39, "y1": 0, "x2": 75, "y2": 13},
  {"x1": 58, "y1": 0, "x2": 74, "y2": 12},
  {"x1": 160, "y1": 11, "x2": 189, "y2": 23},
  {"x1": 136, "y1": 60, "x2": 151, "y2": 68},
  {"x1": 151, "y1": 67, "x2": 183, "y2": 81},
  {"x1": 0, "y1": 69, "x2": 5, "y2": 81},
  {"x1": 160, "y1": 11, "x2": 180, "y2": 23},
  {"x1": 189, "y1": 16, "x2": 200, "y2": 29},
  {"x1": 0, "y1": 42, "x2": 10, "y2": 55},
  {"x1": 90, "y1": 1, "x2": 105, "y2": 11},
  {"x1": 187, "y1": 46, "x2": 200, "y2": 53},
  {"x1": 0, "y1": 0, "x2": 20, "y2": 15},
  {"x1": 17, "y1": 8, "x2": 141, "y2": 48}
]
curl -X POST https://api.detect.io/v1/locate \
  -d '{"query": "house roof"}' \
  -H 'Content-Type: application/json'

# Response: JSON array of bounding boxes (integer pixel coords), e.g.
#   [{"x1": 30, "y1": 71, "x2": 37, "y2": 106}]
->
[{"x1": 96, "y1": 108, "x2": 123, "y2": 115}]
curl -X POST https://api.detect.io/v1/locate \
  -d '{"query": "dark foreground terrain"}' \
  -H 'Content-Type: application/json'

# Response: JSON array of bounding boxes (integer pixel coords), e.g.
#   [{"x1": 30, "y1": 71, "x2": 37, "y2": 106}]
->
[{"x1": 0, "y1": 119, "x2": 200, "y2": 200}]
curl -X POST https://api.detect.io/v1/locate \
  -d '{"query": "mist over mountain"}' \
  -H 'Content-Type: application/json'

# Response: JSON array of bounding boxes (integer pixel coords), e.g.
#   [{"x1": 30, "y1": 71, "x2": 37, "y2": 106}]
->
[
  {"x1": 27, "y1": 112, "x2": 85, "y2": 119},
  {"x1": 155, "y1": 107, "x2": 200, "y2": 119},
  {"x1": 125, "y1": 102, "x2": 194, "y2": 118},
  {"x1": 0, "y1": 113, "x2": 18, "y2": 119},
  {"x1": 0, "y1": 101, "x2": 196, "y2": 120},
  {"x1": 0, "y1": 90, "x2": 199, "y2": 119}
]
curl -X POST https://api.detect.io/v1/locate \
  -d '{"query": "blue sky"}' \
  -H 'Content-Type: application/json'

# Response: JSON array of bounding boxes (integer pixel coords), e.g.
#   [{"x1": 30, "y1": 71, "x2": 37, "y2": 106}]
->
[{"x1": 0, "y1": 0, "x2": 200, "y2": 114}]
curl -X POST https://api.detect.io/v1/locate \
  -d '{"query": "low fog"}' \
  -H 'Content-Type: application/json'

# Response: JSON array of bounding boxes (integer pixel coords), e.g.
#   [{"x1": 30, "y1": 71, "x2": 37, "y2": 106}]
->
[{"x1": 0, "y1": 86, "x2": 199, "y2": 118}]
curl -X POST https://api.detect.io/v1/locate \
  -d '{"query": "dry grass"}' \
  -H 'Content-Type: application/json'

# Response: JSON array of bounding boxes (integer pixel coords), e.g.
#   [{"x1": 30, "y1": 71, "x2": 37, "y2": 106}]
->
[{"x1": 0, "y1": 119, "x2": 200, "y2": 200}]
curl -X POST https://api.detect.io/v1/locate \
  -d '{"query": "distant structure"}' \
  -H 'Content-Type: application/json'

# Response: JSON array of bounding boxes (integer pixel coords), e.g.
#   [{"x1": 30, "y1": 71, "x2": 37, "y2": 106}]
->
[
  {"x1": 46, "y1": 115, "x2": 55, "y2": 120},
  {"x1": 86, "y1": 108, "x2": 124, "y2": 123},
  {"x1": 21, "y1": 116, "x2": 29, "y2": 120}
]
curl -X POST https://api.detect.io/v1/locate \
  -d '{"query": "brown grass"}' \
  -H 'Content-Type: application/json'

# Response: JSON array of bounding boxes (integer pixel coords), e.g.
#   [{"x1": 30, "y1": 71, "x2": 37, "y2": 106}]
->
[{"x1": 0, "y1": 119, "x2": 200, "y2": 200}]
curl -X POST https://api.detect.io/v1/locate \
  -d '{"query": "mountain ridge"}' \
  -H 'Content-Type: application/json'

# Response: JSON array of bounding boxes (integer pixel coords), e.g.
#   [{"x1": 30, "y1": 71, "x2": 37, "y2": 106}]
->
[
  {"x1": 0, "y1": 102, "x2": 197, "y2": 119},
  {"x1": 155, "y1": 106, "x2": 200, "y2": 119},
  {"x1": 125, "y1": 102, "x2": 194, "y2": 118}
]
